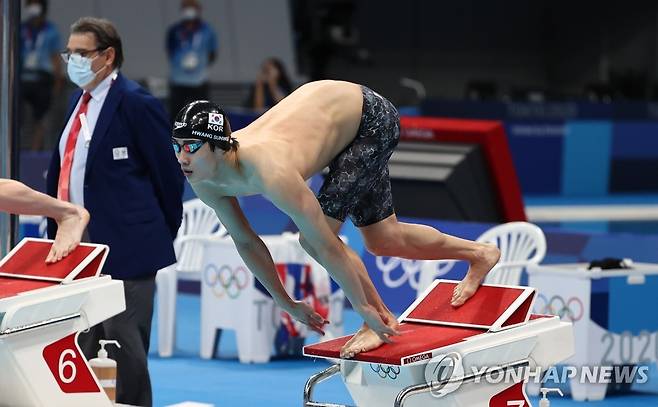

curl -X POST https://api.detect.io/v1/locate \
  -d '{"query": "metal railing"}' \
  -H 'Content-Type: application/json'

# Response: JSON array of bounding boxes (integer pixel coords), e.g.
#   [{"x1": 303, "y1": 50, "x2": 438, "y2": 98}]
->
[{"x1": 304, "y1": 359, "x2": 531, "y2": 407}]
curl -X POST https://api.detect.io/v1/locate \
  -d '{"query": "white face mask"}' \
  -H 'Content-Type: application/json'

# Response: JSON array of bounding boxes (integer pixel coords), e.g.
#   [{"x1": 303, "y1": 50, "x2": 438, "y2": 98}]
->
[
  {"x1": 25, "y1": 3, "x2": 42, "y2": 19},
  {"x1": 67, "y1": 53, "x2": 106, "y2": 88},
  {"x1": 181, "y1": 7, "x2": 198, "y2": 21}
]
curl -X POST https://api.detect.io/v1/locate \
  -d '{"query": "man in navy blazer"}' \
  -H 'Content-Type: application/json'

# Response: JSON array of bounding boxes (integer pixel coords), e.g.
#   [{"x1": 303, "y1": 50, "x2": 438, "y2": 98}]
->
[{"x1": 47, "y1": 17, "x2": 183, "y2": 406}]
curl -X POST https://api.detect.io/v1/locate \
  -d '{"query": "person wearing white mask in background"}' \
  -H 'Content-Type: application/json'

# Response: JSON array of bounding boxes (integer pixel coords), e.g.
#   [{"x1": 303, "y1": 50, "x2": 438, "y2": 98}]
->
[
  {"x1": 19, "y1": 0, "x2": 63, "y2": 151},
  {"x1": 46, "y1": 17, "x2": 184, "y2": 407},
  {"x1": 166, "y1": 0, "x2": 218, "y2": 120}
]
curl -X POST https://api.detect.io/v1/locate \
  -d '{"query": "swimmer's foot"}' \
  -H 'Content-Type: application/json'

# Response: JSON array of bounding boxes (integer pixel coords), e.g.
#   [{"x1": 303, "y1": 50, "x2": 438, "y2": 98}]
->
[
  {"x1": 340, "y1": 323, "x2": 388, "y2": 359},
  {"x1": 47, "y1": 205, "x2": 90, "y2": 263},
  {"x1": 451, "y1": 243, "x2": 500, "y2": 306}
]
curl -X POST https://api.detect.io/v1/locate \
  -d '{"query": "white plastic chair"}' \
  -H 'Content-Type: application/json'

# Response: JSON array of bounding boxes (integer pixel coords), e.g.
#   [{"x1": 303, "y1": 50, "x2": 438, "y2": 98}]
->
[
  {"x1": 156, "y1": 198, "x2": 227, "y2": 357},
  {"x1": 412, "y1": 222, "x2": 547, "y2": 295},
  {"x1": 198, "y1": 232, "x2": 346, "y2": 362},
  {"x1": 479, "y1": 221, "x2": 547, "y2": 285}
]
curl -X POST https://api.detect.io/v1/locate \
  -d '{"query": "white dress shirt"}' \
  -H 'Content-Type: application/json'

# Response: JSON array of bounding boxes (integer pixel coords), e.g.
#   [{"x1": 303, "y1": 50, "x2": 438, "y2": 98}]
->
[{"x1": 58, "y1": 70, "x2": 118, "y2": 207}]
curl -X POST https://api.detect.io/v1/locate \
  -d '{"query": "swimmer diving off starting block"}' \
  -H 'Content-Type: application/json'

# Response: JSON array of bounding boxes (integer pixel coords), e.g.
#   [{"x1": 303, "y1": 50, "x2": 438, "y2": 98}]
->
[{"x1": 171, "y1": 80, "x2": 501, "y2": 358}]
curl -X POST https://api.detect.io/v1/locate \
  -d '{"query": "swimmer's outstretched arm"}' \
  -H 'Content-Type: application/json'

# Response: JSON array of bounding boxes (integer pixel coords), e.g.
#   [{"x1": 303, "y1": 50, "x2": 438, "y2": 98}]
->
[
  {"x1": 0, "y1": 179, "x2": 89, "y2": 263},
  {"x1": 195, "y1": 191, "x2": 328, "y2": 334},
  {"x1": 266, "y1": 174, "x2": 400, "y2": 343}
]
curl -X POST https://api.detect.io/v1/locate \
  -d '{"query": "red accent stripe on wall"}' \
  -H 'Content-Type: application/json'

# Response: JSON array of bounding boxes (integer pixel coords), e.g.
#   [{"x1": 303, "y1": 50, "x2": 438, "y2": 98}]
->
[{"x1": 400, "y1": 116, "x2": 526, "y2": 221}]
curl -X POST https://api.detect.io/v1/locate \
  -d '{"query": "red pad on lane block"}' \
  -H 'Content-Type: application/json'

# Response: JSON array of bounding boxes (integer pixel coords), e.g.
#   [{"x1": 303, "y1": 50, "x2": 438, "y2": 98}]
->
[
  {"x1": 0, "y1": 277, "x2": 55, "y2": 299},
  {"x1": 304, "y1": 322, "x2": 484, "y2": 365},
  {"x1": 404, "y1": 282, "x2": 524, "y2": 326},
  {"x1": 0, "y1": 241, "x2": 97, "y2": 280},
  {"x1": 400, "y1": 280, "x2": 536, "y2": 331}
]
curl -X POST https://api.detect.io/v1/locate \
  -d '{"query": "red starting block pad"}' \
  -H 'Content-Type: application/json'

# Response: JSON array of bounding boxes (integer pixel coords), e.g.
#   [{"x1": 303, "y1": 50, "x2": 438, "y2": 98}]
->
[
  {"x1": 305, "y1": 322, "x2": 483, "y2": 365},
  {"x1": 400, "y1": 280, "x2": 536, "y2": 331},
  {"x1": 0, "y1": 237, "x2": 108, "y2": 286},
  {"x1": 303, "y1": 279, "x2": 574, "y2": 407},
  {"x1": 0, "y1": 238, "x2": 124, "y2": 407},
  {"x1": 305, "y1": 279, "x2": 537, "y2": 365}
]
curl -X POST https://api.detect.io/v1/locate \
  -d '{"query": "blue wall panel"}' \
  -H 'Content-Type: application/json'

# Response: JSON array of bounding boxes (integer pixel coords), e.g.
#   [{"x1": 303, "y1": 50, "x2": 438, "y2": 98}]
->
[
  {"x1": 562, "y1": 121, "x2": 612, "y2": 196},
  {"x1": 611, "y1": 122, "x2": 658, "y2": 159},
  {"x1": 506, "y1": 122, "x2": 563, "y2": 194}
]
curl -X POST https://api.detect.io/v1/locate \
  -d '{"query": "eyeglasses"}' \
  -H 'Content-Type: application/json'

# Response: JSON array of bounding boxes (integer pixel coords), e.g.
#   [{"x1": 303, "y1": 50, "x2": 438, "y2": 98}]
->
[
  {"x1": 59, "y1": 48, "x2": 106, "y2": 63},
  {"x1": 172, "y1": 139, "x2": 205, "y2": 154}
]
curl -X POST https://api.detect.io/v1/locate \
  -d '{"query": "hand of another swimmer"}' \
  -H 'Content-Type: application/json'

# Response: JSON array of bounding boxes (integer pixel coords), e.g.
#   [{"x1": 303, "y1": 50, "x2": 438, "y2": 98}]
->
[
  {"x1": 357, "y1": 304, "x2": 400, "y2": 343},
  {"x1": 287, "y1": 300, "x2": 329, "y2": 335}
]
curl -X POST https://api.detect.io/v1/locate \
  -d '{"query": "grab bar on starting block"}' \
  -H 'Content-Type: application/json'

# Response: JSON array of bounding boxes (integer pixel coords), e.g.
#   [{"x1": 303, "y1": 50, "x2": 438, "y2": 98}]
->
[
  {"x1": 0, "y1": 312, "x2": 81, "y2": 335},
  {"x1": 303, "y1": 364, "x2": 354, "y2": 407},
  {"x1": 394, "y1": 359, "x2": 530, "y2": 407},
  {"x1": 306, "y1": 359, "x2": 530, "y2": 407}
]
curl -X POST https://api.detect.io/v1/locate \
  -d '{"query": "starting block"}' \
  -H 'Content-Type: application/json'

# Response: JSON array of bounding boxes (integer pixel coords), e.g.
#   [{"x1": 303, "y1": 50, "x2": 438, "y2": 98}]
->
[
  {"x1": 0, "y1": 238, "x2": 125, "y2": 407},
  {"x1": 303, "y1": 279, "x2": 575, "y2": 407}
]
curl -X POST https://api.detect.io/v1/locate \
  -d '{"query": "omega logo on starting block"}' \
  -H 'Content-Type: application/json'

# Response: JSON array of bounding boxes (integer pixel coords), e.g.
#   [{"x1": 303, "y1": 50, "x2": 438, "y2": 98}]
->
[{"x1": 402, "y1": 351, "x2": 431, "y2": 365}]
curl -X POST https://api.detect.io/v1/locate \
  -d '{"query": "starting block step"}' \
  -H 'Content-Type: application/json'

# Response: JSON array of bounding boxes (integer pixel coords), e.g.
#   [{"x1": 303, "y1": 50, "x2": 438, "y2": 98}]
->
[{"x1": 304, "y1": 279, "x2": 537, "y2": 365}]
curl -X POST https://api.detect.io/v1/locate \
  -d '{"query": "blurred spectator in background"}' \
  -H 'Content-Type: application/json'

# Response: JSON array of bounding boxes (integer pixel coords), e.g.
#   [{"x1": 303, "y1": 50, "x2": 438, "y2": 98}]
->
[
  {"x1": 166, "y1": 0, "x2": 217, "y2": 118},
  {"x1": 292, "y1": 0, "x2": 368, "y2": 81},
  {"x1": 20, "y1": 0, "x2": 62, "y2": 150},
  {"x1": 245, "y1": 57, "x2": 293, "y2": 110}
]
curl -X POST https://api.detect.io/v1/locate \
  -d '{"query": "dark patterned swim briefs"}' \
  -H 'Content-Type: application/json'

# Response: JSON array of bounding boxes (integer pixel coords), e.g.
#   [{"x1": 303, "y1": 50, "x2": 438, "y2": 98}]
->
[{"x1": 317, "y1": 85, "x2": 400, "y2": 227}]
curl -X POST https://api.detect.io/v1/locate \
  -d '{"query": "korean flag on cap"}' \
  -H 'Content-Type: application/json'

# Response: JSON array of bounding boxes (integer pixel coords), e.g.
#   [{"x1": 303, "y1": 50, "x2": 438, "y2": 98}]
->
[{"x1": 208, "y1": 112, "x2": 224, "y2": 126}]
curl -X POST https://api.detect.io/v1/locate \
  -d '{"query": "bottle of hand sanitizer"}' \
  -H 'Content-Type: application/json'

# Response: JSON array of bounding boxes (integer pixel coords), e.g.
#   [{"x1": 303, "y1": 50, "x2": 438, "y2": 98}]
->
[
  {"x1": 539, "y1": 387, "x2": 563, "y2": 407},
  {"x1": 89, "y1": 340, "x2": 121, "y2": 402}
]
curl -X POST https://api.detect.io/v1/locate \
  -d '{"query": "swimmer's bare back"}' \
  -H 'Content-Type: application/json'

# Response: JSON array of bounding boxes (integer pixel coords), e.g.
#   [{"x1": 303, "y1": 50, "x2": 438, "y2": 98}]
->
[{"x1": 234, "y1": 80, "x2": 364, "y2": 180}]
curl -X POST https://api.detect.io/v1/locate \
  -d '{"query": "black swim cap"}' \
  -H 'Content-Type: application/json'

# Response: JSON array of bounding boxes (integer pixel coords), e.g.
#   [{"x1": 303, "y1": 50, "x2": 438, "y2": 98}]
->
[{"x1": 173, "y1": 100, "x2": 236, "y2": 151}]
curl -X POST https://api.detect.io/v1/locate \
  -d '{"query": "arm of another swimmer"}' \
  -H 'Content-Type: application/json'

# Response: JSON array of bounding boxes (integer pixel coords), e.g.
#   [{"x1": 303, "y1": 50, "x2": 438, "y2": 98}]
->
[{"x1": 209, "y1": 195, "x2": 294, "y2": 309}]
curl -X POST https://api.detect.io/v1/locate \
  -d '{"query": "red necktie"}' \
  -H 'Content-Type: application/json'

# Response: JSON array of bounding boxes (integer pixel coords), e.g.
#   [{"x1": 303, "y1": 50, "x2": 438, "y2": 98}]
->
[{"x1": 58, "y1": 92, "x2": 92, "y2": 202}]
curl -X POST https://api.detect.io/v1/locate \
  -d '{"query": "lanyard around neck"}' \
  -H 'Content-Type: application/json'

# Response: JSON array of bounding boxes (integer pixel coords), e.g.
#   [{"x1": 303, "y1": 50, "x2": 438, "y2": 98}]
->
[{"x1": 79, "y1": 72, "x2": 118, "y2": 147}]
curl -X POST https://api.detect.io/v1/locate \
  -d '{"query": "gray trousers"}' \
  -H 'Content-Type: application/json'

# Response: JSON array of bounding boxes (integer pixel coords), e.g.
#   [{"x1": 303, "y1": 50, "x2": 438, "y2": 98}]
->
[{"x1": 79, "y1": 276, "x2": 156, "y2": 407}]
